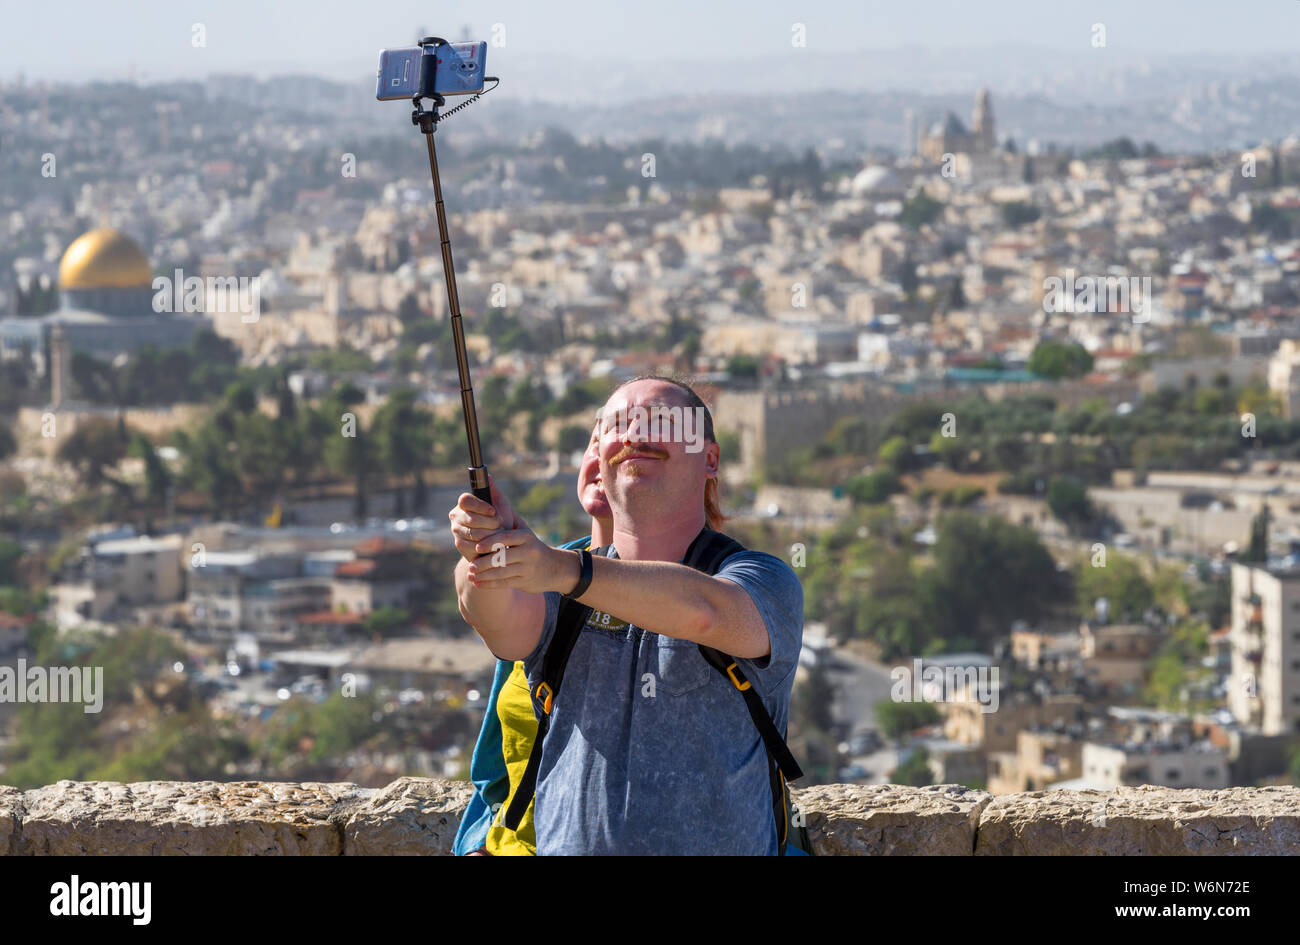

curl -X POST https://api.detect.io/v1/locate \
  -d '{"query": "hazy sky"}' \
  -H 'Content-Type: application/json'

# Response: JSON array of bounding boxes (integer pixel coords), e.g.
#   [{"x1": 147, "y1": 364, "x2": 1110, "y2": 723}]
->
[{"x1": 5, "y1": 0, "x2": 1300, "y2": 83}]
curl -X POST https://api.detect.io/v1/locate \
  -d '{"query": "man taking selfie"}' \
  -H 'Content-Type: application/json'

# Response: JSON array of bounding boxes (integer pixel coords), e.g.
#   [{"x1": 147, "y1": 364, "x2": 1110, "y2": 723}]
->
[{"x1": 449, "y1": 376, "x2": 803, "y2": 855}]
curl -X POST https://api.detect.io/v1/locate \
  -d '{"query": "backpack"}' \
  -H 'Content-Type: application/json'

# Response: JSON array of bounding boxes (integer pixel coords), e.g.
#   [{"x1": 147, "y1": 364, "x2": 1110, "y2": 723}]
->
[{"x1": 503, "y1": 527, "x2": 811, "y2": 856}]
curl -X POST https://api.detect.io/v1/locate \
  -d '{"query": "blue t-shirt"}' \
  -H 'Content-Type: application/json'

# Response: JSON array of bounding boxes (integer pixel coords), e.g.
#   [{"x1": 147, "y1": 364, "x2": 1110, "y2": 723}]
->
[{"x1": 523, "y1": 543, "x2": 803, "y2": 855}]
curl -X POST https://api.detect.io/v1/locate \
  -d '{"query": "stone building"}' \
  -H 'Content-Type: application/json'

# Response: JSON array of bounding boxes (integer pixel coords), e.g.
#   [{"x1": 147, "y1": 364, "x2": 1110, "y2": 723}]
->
[
  {"x1": 0, "y1": 228, "x2": 205, "y2": 404},
  {"x1": 920, "y1": 88, "x2": 997, "y2": 163}
]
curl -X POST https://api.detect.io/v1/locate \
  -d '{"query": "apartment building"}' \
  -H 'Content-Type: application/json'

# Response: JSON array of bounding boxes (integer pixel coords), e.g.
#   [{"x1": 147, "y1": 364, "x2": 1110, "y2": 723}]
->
[
  {"x1": 987, "y1": 728, "x2": 1084, "y2": 794},
  {"x1": 1077, "y1": 741, "x2": 1230, "y2": 790},
  {"x1": 49, "y1": 533, "x2": 184, "y2": 628},
  {"x1": 945, "y1": 691, "x2": 1084, "y2": 754},
  {"x1": 1228, "y1": 562, "x2": 1300, "y2": 735}
]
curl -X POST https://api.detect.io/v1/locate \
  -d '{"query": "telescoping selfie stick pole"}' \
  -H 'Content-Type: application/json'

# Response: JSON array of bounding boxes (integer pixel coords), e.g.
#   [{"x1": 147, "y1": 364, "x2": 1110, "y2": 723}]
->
[{"x1": 411, "y1": 36, "x2": 494, "y2": 506}]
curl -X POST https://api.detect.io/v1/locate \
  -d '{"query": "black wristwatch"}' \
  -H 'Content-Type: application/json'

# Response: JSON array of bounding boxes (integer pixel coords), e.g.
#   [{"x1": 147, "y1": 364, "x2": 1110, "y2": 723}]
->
[{"x1": 564, "y1": 548, "x2": 594, "y2": 600}]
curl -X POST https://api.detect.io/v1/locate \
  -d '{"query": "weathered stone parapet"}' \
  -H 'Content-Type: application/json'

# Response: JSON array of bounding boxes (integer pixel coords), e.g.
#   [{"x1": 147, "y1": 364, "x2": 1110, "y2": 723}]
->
[
  {"x1": 796, "y1": 783, "x2": 987, "y2": 855},
  {"x1": 1, "y1": 778, "x2": 1297, "y2": 854},
  {"x1": 1, "y1": 778, "x2": 471, "y2": 856},
  {"x1": 975, "y1": 785, "x2": 1300, "y2": 856}
]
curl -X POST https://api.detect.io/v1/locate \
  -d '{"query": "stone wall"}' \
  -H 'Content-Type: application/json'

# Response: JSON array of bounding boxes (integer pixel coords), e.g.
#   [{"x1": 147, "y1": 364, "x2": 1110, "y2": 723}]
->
[{"x1": 3, "y1": 778, "x2": 1298, "y2": 855}]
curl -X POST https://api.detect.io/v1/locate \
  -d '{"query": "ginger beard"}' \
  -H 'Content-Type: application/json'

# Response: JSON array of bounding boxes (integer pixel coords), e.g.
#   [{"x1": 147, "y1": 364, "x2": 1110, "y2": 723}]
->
[{"x1": 602, "y1": 442, "x2": 673, "y2": 518}]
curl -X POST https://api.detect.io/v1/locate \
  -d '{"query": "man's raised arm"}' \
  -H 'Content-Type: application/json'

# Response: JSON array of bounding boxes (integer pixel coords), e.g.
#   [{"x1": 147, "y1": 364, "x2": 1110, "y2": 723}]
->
[{"x1": 467, "y1": 531, "x2": 793, "y2": 661}]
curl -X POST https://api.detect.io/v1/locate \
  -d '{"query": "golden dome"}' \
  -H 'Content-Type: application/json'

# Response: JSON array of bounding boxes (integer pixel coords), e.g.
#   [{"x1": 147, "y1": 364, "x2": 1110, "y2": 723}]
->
[{"x1": 58, "y1": 228, "x2": 153, "y2": 290}]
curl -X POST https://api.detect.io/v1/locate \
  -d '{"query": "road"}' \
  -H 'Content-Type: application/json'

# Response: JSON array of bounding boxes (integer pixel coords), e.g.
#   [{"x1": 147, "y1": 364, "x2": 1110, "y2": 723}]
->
[
  {"x1": 824, "y1": 641, "x2": 895, "y2": 733},
  {"x1": 822, "y1": 642, "x2": 902, "y2": 784}
]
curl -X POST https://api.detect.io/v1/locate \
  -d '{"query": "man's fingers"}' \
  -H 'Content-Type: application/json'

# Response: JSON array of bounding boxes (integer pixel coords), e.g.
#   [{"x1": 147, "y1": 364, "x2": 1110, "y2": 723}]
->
[
  {"x1": 451, "y1": 508, "x2": 501, "y2": 532},
  {"x1": 457, "y1": 492, "x2": 498, "y2": 518},
  {"x1": 473, "y1": 529, "x2": 532, "y2": 554},
  {"x1": 467, "y1": 561, "x2": 523, "y2": 584},
  {"x1": 457, "y1": 511, "x2": 501, "y2": 530},
  {"x1": 454, "y1": 521, "x2": 501, "y2": 542}
]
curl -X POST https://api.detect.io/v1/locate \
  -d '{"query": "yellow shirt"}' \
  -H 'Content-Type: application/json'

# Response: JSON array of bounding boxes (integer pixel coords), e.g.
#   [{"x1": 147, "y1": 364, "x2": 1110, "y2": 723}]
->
[{"x1": 484, "y1": 660, "x2": 540, "y2": 855}]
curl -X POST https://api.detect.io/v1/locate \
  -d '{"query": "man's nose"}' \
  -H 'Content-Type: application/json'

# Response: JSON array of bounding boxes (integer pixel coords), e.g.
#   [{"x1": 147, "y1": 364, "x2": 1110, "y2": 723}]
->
[{"x1": 621, "y1": 410, "x2": 649, "y2": 443}]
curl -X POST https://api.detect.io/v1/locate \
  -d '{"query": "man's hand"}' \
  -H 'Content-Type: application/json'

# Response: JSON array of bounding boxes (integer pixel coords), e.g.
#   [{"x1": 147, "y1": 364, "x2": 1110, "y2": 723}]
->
[
  {"x1": 448, "y1": 475, "x2": 520, "y2": 563},
  {"x1": 448, "y1": 474, "x2": 548, "y2": 661},
  {"x1": 467, "y1": 526, "x2": 580, "y2": 596}
]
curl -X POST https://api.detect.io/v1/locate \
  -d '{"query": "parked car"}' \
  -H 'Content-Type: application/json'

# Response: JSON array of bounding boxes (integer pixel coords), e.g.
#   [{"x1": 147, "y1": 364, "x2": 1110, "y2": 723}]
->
[
  {"x1": 836, "y1": 763, "x2": 868, "y2": 781},
  {"x1": 848, "y1": 730, "x2": 882, "y2": 755}
]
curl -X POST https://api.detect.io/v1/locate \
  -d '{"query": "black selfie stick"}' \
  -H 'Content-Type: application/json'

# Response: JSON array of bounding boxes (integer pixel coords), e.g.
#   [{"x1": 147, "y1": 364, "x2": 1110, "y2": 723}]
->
[{"x1": 411, "y1": 36, "x2": 497, "y2": 506}]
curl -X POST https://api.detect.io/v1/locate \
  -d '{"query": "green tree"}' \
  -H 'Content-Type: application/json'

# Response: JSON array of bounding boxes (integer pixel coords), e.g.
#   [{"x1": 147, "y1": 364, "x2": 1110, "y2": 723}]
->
[
  {"x1": 844, "y1": 469, "x2": 901, "y2": 504},
  {"x1": 875, "y1": 700, "x2": 940, "y2": 741},
  {"x1": 1143, "y1": 620, "x2": 1210, "y2": 711},
  {"x1": 556, "y1": 423, "x2": 592, "y2": 454},
  {"x1": 363, "y1": 606, "x2": 410, "y2": 637},
  {"x1": 321, "y1": 385, "x2": 371, "y2": 521},
  {"x1": 1, "y1": 627, "x2": 228, "y2": 788},
  {"x1": 56, "y1": 416, "x2": 129, "y2": 491},
  {"x1": 877, "y1": 435, "x2": 913, "y2": 472},
  {"x1": 929, "y1": 430, "x2": 967, "y2": 471},
  {"x1": 1074, "y1": 552, "x2": 1153, "y2": 622},
  {"x1": 230, "y1": 410, "x2": 293, "y2": 513},
  {"x1": 1243, "y1": 504, "x2": 1270, "y2": 563},
  {"x1": 1028, "y1": 340, "x2": 1094, "y2": 380},
  {"x1": 373, "y1": 388, "x2": 435, "y2": 516},
  {"x1": 1046, "y1": 475, "x2": 1094, "y2": 528},
  {"x1": 727, "y1": 355, "x2": 760, "y2": 380},
  {"x1": 1085, "y1": 137, "x2": 1139, "y2": 160},
  {"x1": 128, "y1": 432, "x2": 172, "y2": 509},
  {"x1": 892, "y1": 746, "x2": 934, "y2": 786},
  {"x1": 824, "y1": 416, "x2": 873, "y2": 457},
  {"x1": 69, "y1": 352, "x2": 117, "y2": 404},
  {"x1": 1194, "y1": 387, "x2": 1229, "y2": 415},
  {"x1": 901, "y1": 190, "x2": 944, "y2": 229},
  {"x1": 516, "y1": 481, "x2": 565, "y2": 525},
  {"x1": 0, "y1": 539, "x2": 22, "y2": 585},
  {"x1": 174, "y1": 422, "x2": 242, "y2": 519},
  {"x1": 929, "y1": 512, "x2": 1064, "y2": 647},
  {"x1": 1238, "y1": 380, "x2": 1280, "y2": 421}
]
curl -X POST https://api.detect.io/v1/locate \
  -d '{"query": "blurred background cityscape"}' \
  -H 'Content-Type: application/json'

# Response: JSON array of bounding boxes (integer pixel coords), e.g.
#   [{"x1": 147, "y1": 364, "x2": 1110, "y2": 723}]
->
[{"x1": 3, "y1": 1, "x2": 1300, "y2": 795}]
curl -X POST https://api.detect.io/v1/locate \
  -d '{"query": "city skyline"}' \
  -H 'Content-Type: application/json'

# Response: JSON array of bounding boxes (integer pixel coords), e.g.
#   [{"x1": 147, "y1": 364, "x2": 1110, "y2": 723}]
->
[
  {"x1": 3, "y1": 1, "x2": 1300, "y2": 867},
  {"x1": 7, "y1": 0, "x2": 1300, "y2": 87}
]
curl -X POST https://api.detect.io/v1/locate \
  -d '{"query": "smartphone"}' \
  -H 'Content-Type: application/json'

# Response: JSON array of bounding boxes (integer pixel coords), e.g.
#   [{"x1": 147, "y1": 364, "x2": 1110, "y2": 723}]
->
[
  {"x1": 375, "y1": 46, "x2": 425, "y2": 100},
  {"x1": 429, "y1": 41, "x2": 487, "y2": 96},
  {"x1": 375, "y1": 42, "x2": 487, "y2": 101}
]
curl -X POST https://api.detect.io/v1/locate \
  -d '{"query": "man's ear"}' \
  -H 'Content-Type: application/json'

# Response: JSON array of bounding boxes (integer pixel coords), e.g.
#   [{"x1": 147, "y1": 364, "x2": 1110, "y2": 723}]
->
[{"x1": 704, "y1": 439, "x2": 720, "y2": 477}]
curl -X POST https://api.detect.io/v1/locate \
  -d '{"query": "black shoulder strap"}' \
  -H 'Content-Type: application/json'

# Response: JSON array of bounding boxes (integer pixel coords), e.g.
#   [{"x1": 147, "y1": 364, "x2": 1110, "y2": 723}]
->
[
  {"x1": 685, "y1": 531, "x2": 800, "y2": 773},
  {"x1": 502, "y1": 544, "x2": 608, "y2": 831},
  {"x1": 695, "y1": 646, "x2": 803, "y2": 780},
  {"x1": 686, "y1": 529, "x2": 804, "y2": 854}
]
